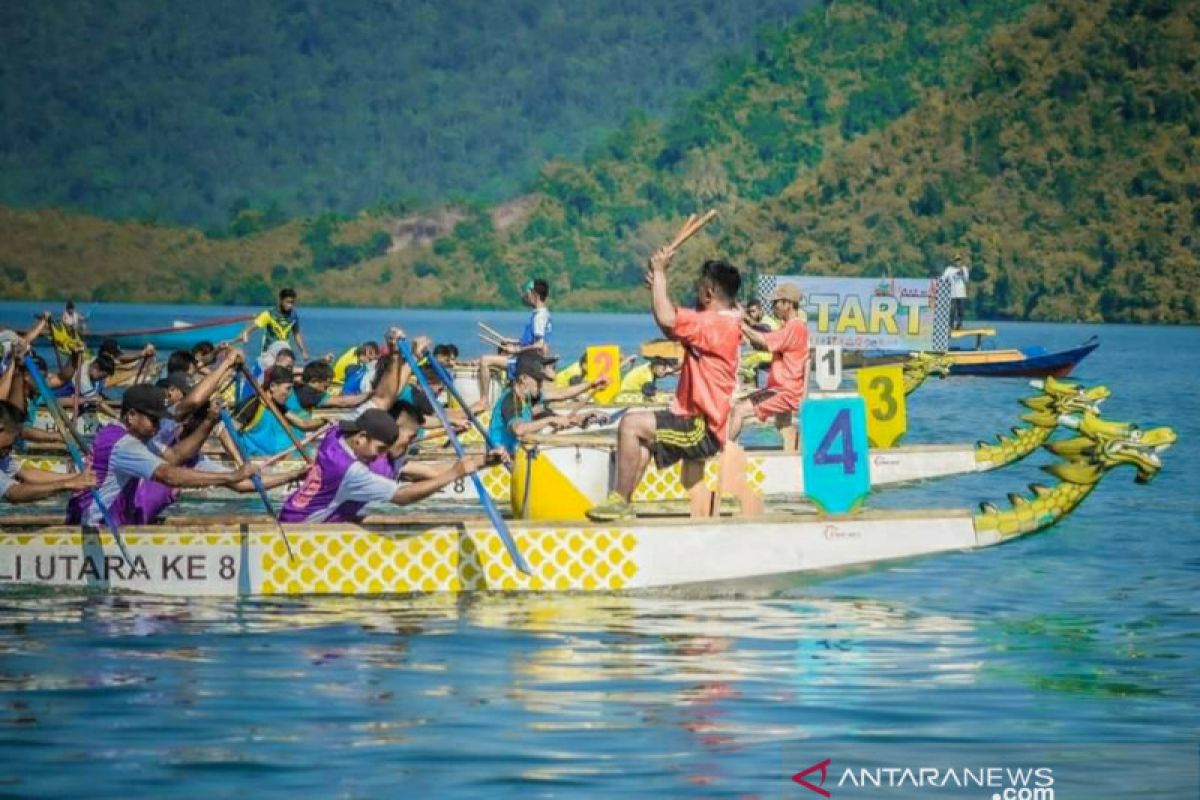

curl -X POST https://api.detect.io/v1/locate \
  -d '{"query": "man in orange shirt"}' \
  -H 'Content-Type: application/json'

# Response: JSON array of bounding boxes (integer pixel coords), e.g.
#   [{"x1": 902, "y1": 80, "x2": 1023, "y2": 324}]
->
[
  {"x1": 587, "y1": 248, "x2": 742, "y2": 521},
  {"x1": 729, "y1": 283, "x2": 809, "y2": 450}
]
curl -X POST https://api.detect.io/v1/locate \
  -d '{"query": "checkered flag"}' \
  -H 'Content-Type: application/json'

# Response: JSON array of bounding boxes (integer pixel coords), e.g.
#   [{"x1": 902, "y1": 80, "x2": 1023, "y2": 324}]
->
[
  {"x1": 757, "y1": 274, "x2": 778, "y2": 308},
  {"x1": 931, "y1": 278, "x2": 951, "y2": 351}
]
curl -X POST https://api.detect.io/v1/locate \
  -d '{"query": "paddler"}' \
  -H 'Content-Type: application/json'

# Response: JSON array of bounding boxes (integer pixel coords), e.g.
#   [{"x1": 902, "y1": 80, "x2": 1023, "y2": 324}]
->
[
  {"x1": 728, "y1": 283, "x2": 809, "y2": 450},
  {"x1": 587, "y1": 253, "x2": 742, "y2": 521},
  {"x1": 332, "y1": 340, "x2": 380, "y2": 392},
  {"x1": 241, "y1": 287, "x2": 311, "y2": 360},
  {"x1": 618, "y1": 356, "x2": 680, "y2": 399},
  {"x1": 0, "y1": 400, "x2": 95, "y2": 504},
  {"x1": 279, "y1": 408, "x2": 499, "y2": 523},
  {"x1": 488, "y1": 353, "x2": 607, "y2": 456},
  {"x1": 231, "y1": 365, "x2": 325, "y2": 457},
  {"x1": 55, "y1": 352, "x2": 118, "y2": 418},
  {"x1": 64, "y1": 385, "x2": 265, "y2": 526}
]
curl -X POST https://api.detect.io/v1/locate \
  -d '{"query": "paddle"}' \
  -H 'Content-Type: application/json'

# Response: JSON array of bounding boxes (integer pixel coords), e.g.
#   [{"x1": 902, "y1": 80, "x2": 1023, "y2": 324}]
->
[
  {"x1": 398, "y1": 339, "x2": 530, "y2": 575},
  {"x1": 70, "y1": 350, "x2": 83, "y2": 424},
  {"x1": 236, "y1": 363, "x2": 313, "y2": 465},
  {"x1": 22, "y1": 354, "x2": 132, "y2": 565},
  {"x1": 216, "y1": 404, "x2": 295, "y2": 562},
  {"x1": 423, "y1": 356, "x2": 512, "y2": 472}
]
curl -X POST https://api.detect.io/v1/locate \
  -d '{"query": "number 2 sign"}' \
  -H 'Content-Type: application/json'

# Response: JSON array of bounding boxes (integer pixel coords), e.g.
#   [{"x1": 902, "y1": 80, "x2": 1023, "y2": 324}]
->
[
  {"x1": 801, "y1": 393, "x2": 870, "y2": 514},
  {"x1": 586, "y1": 345, "x2": 621, "y2": 404}
]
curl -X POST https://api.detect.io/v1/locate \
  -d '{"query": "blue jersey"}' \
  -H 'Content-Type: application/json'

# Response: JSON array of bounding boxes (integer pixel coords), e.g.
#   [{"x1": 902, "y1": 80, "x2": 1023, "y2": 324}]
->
[{"x1": 519, "y1": 307, "x2": 552, "y2": 348}]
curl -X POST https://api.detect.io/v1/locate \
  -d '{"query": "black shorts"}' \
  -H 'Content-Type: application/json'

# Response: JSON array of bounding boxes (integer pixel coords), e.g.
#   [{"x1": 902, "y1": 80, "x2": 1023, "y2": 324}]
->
[{"x1": 651, "y1": 411, "x2": 720, "y2": 468}]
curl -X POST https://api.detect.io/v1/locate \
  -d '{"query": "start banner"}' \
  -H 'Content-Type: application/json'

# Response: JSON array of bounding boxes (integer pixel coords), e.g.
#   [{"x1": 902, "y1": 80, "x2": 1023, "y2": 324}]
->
[{"x1": 758, "y1": 275, "x2": 951, "y2": 352}]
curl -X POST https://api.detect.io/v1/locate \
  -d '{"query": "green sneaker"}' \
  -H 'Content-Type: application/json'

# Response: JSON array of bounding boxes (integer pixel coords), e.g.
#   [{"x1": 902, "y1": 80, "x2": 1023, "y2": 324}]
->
[{"x1": 586, "y1": 491, "x2": 636, "y2": 522}]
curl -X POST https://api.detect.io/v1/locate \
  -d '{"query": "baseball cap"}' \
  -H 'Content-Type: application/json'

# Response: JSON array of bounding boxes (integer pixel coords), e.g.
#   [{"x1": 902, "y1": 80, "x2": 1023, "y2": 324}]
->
[
  {"x1": 771, "y1": 284, "x2": 803, "y2": 304},
  {"x1": 339, "y1": 408, "x2": 399, "y2": 446},
  {"x1": 121, "y1": 385, "x2": 170, "y2": 419},
  {"x1": 515, "y1": 352, "x2": 554, "y2": 382}
]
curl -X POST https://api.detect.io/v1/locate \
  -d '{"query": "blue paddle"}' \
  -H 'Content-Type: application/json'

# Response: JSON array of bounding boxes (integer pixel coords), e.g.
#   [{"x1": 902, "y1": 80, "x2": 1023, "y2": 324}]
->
[
  {"x1": 217, "y1": 405, "x2": 295, "y2": 562},
  {"x1": 423, "y1": 355, "x2": 512, "y2": 473},
  {"x1": 22, "y1": 354, "x2": 132, "y2": 566},
  {"x1": 398, "y1": 339, "x2": 530, "y2": 574}
]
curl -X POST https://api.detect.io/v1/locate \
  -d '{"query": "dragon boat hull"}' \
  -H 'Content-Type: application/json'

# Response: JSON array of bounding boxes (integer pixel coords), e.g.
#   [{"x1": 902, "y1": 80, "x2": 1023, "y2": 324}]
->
[{"x1": 0, "y1": 508, "x2": 1011, "y2": 596}]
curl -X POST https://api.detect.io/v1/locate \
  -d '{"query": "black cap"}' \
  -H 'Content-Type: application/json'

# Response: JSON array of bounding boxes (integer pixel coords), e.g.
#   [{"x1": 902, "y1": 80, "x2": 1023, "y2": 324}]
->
[
  {"x1": 163, "y1": 371, "x2": 193, "y2": 394},
  {"x1": 514, "y1": 352, "x2": 554, "y2": 382},
  {"x1": 265, "y1": 365, "x2": 294, "y2": 386},
  {"x1": 339, "y1": 408, "x2": 399, "y2": 446},
  {"x1": 121, "y1": 385, "x2": 170, "y2": 419}
]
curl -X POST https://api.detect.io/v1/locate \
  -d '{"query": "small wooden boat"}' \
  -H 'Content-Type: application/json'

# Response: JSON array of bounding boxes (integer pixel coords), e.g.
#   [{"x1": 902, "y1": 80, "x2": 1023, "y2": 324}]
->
[
  {"x1": 943, "y1": 330, "x2": 1099, "y2": 378},
  {"x1": 0, "y1": 411, "x2": 1173, "y2": 595},
  {"x1": 83, "y1": 315, "x2": 252, "y2": 351},
  {"x1": 15, "y1": 377, "x2": 1109, "y2": 510}
]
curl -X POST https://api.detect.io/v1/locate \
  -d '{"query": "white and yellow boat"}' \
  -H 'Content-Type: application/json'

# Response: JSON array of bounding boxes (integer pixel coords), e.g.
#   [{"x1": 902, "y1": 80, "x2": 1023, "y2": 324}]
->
[{"x1": 0, "y1": 412, "x2": 1174, "y2": 596}]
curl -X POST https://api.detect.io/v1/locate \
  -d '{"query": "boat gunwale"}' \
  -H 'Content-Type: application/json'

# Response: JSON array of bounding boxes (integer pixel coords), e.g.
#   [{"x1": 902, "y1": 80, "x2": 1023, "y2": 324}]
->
[{"x1": 82, "y1": 314, "x2": 254, "y2": 341}]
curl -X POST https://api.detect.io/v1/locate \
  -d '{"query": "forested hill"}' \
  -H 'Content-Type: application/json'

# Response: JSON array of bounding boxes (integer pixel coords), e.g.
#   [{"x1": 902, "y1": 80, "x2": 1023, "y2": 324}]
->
[
  {"x1": 1, "y1": 0, "x2": 1197, "y2": 324},
  {"x1": 0, "y1": 0, "x2": 814, "y2": 225}
]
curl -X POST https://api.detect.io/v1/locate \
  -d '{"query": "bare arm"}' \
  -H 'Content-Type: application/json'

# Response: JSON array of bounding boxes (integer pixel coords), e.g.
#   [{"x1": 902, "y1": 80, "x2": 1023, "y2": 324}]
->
[
  {"x1": 294, "y1": 330, "x2": 310, "y2": 360},
  {"x1": 320, "y1": 392, "x2": 368, "y2": 409},
  {"x1": 646, "y1": 247, "x2": 677, "y2": 335},
  {"x1": 151, "y1": 461, "x2": 256, "y2": 489},
  {"x1": 285, "y1": 411, "x2": 326, "y2": 432},
  {"x1": 228, "y1": 467, "x2": 307, "y2": 493},
  {"x1": 389, "y1": 454, "x2": 489, "y2": 506},
  {"x1": 163, "y1": 413, "x2": 219, "y2": 465},
  {"x1": 741, "y1": 323, "x2": 769, "y2": 352},
  {"x1": 5, "y1": 470, "x2": 94, "y2": 503},
  {"x1": 174, "y1": 351, "x2": 243, "y2": 417}
]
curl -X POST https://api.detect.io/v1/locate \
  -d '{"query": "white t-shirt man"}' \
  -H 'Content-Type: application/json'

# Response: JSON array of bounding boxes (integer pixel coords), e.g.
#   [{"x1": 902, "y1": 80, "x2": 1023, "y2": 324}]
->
[
  {"x1": 942, "y1": 264, "x2": 969, "y2": 299},
  {"x1": 86, "y1": 431, "x2": 166, "y2": 526},
  {"x1": 299, "y1": 436, "x2": 399, "y2": 524}
]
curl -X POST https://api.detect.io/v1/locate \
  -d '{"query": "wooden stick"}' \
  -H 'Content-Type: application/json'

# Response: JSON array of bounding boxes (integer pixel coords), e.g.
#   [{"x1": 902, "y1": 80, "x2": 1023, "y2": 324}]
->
[
  {"x1": 259, "y1": 425, "x2": 328, "y2": 468},
  {"x1": 70, "y1": 350, "x2": 83, "y2": 424},
  {"x1": 477, "y1": 321, "x2": 514, "y2": 343},
  {"x1": 665, "y1": 210, "x2": 718, "y2": 256},
  {"x1": 236, "y1": 363, "x2": 313, "y2": 465},
  {"x1": 478, "y1": 331, "x2": 506, "y2": 348}
]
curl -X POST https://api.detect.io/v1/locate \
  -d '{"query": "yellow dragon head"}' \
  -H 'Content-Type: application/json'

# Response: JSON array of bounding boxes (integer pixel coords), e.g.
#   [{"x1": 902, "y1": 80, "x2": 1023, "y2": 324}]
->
[{"x1": 1044, "y1": 411, "x2": 1176, "y2": 485}]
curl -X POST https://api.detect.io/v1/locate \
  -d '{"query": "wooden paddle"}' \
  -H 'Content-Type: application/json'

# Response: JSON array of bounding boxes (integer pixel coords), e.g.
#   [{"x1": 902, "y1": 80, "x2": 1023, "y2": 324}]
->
[
  {"x1": 398, "y1": 339, "x2": 530, "y2": 575},
  {"x1": 217, "y1": 405, "x2": 295, "y2": 562},
  {"x1": 22, "y1": 354, "x2": 132, "y2": 565},
  {"x1": 70, "y1": 350, "x2": 83, "y2": 424},
  {"x1": 236, "y1": 363, "x2": 313, "y2": 465}
]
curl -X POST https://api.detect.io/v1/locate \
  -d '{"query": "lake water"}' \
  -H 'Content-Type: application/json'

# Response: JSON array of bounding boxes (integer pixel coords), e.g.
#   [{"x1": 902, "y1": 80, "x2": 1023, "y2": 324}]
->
[{"x1": 1, "y1": 301, "x2": 1197, "y2": 797}]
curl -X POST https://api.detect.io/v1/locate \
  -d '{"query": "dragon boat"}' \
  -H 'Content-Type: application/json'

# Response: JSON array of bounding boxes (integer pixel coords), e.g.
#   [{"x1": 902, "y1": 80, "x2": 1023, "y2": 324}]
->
[
  {"x1": 0, "y1": 410, "x2": 1173, "y2": 596},
  {"x1": 14, "y1": 377, "x2": 1109, "y2": 513}
]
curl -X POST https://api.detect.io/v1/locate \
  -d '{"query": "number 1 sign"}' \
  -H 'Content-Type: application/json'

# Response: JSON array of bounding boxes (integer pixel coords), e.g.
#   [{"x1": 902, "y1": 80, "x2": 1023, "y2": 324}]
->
[{"x1": 801, "y1": 393, "x2": 870, "y2": 514}]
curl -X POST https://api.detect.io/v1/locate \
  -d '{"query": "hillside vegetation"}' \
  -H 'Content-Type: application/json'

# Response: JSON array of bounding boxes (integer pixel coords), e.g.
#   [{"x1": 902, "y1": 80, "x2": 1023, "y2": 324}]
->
[{"x1": 1, "y1": 0, "x2": 1196, "y2": 323}]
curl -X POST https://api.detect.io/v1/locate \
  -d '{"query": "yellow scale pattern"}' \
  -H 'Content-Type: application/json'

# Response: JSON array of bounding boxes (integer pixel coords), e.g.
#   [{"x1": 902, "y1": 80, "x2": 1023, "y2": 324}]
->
[
  {"x1": 258, "y1": 527, "x2": 639, "y2": 594},
  {"x1": 631, "y1": 458, "x2": 766, "y2": 502}
]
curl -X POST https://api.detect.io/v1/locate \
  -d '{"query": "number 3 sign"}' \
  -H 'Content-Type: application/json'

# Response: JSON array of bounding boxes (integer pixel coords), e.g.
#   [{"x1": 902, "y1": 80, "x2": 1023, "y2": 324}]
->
[{"x1": 801, "y1": 393, "x2": 870, "y2": 514}]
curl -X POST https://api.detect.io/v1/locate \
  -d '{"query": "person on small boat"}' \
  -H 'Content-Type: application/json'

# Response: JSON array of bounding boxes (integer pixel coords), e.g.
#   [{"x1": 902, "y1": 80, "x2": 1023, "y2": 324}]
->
[
  {"x1": 241, "y1": 287, "x2": 311, "y2": 360},
  {"x1": 232, "y1": 365, "x2": 326, "y2": 457},
  {"x1": 488, "y1": 353, "x2": 607, "y2": 456},
  {"x1": 0, "y1": 400, "x2": 94, "y2": 504},
  {"x1": 941, "y1": 252, "x2": 970, "y2": 330},
  {"x1": 728, "y1": 283, "x2": 809, "y2": 450},
  {"x1": 588, "y1": 254, "x2": 742, "y2": 522},
  {"x1": 478, "y1": 278, "x2": 553, "y2": 401},
  {"x1": 618, "y1": 356, "x2": 680, "y2": 399},
  {"x1": 55, "y1": 352, "x2": 117, "y2": 418},
  {"x1": 65, "y1": 385, "x2": 262, "y2": 526},
  {"x1": 279, "y1": 408, "x2": 497, "y2": 523}
]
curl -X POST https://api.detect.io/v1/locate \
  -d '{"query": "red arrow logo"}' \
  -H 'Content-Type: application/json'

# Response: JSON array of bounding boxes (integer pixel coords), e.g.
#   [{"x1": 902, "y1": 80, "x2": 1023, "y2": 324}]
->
[{"x1": 792, "y1": 758, "x2": 832, "y2": 797}]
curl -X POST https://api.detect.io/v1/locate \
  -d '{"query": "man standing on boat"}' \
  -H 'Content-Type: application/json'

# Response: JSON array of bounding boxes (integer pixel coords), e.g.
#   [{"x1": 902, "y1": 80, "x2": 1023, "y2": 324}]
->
[
  {"x1": 587, "y1": 252, "x2": 742, "y2": 522},
  {"x1": 941, "y1": 252, "x2": 970, "y2": 330},
  {"x1": 728, "y1": 283, "x2": 809, "y2": 451},
  {"x1": 241, "y1": 287, "x2": 311, "y2": 360}
]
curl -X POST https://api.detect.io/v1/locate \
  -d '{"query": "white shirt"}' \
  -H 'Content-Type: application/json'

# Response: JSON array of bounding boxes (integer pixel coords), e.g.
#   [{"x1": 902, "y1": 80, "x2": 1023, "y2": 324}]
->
[
  {"x1": 942, "y1": 265, "x2": 969, "y2": 299},
  {"x1": 86, "y1": 430, "x2": 165, "y2": 526}
]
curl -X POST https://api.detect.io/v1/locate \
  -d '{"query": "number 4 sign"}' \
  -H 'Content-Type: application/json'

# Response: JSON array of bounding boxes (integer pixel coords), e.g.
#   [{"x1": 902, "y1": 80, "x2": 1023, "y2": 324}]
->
[
  {"x1": 586, "y1": 345, "x2": 621, "y2": 404},
  {"x1": 801, "y1": 393, "x2": 870, "y2": 514}
]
